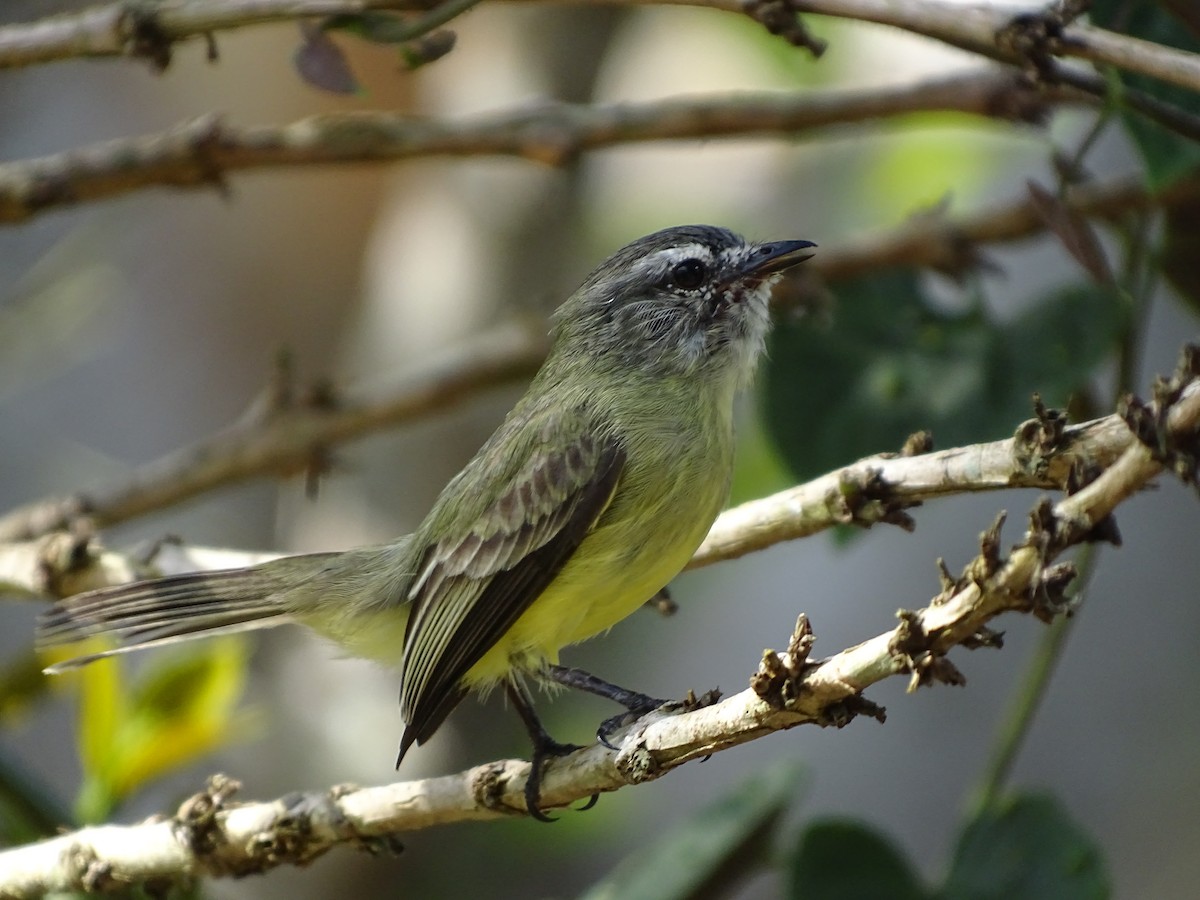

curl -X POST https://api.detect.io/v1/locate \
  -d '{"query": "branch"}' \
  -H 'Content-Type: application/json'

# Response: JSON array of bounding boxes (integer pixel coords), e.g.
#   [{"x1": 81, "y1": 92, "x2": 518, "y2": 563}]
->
[
  {"x1": 784, "y1": 0, "x2": 1200, "y2": 94},
  {"x1": 808, "y1": 173, "x2": 1200, "y2": 283},
  {"x1": 2, "y1": 354, "x2": 1195, "y2": 898},
  {"x1": 0, "y1": 69, "x2": 1077, "y2": 224},
  {"x1": 0, "y1": 323, "x2": 546, "y2": 543},
  {"x1": 1, "y1": 380, "x2": 1191, "y2": 600},
  {"x1": 4, "y1": 0, "x2": 1199, "y2": 101},
  {"x1": 0, "y1": 0, "x2": 427, "y2": 70},
  {"x1": 690, "y1": 389, "x2": 1161, "y2": 567}
]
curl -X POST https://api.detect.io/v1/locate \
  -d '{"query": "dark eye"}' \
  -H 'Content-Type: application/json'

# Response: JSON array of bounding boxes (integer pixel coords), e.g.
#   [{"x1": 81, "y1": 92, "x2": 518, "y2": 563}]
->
[{"x1": 671, "y1": 259, "x2": 706, "y2": 290}]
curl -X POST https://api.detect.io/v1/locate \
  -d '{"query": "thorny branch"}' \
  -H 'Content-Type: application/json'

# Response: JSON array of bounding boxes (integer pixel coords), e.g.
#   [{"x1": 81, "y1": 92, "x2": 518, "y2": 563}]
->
[
  {"x1": 2, "y1": 380, "x2": 1189, "y2": 598},
  {"x1": 1, "y1": 350, "x2": 1196, "y2": 898},
  {"x1": 0, "y1": 324, "x2": 546, "y2": 544}
]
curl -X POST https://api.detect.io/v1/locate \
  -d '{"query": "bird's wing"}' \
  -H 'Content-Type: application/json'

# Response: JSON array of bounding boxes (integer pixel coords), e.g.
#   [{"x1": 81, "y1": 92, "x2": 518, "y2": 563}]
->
[{"x1": 397, "y1": 425, "x2": 624, "y2": 760}]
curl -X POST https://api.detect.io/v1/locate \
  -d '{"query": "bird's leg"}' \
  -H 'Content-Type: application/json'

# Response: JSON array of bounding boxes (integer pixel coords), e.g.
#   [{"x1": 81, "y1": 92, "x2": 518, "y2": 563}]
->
[
  {"x1": 543, "y1": 665, "x2": 720, "y2": 750},
  {"x1": 505, "y1": 680, "x2": 592, "y2": 821}
]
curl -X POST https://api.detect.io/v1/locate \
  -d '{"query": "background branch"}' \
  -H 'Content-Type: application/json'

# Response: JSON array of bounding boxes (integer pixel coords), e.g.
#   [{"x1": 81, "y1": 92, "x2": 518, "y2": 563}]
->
[
  {"x1": 0, "y1": 323, "x2": 545, "y2": 543},
  {"x1": 3, "y1": 0, "x2": 1197, "y2": 99},
  {"x1": 2, "y1": 360, "x2": 1194, "y2": 898},
  {"x1": 0, "y1": 70, "x2": 1075, "y2": 224}
]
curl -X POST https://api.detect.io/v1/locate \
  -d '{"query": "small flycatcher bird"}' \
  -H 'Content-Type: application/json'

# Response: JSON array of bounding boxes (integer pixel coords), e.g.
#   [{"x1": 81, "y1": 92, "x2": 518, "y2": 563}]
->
[{"x1": 38, "y1": 225, "x2": 815, "y2": 817}]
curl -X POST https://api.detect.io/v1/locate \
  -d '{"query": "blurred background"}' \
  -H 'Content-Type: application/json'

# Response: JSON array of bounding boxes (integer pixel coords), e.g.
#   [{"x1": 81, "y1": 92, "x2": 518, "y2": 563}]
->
[{"x1": 2, "y1": 0, "x2": 1198, "y2": 897}]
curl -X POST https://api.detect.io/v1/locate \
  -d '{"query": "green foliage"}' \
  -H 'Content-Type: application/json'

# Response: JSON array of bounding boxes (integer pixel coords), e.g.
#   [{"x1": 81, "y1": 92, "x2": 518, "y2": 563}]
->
[
  {"x1": 783, "y1": 795, "x2": 1107, "y2": 900},
  {"x1": 941, "y1": 794, "x2": 1109, "y2": 900},
  {"x1": 0, "y1": 747, "x2": 73, "y2": 844},
  {"x1": 762, "y1": 271, "x2": 1127, "y2": 482},
  {"x1": 1089, "y1": 1, "x2": 1200, "y2": 188},
  {"x1": 788, "y1": 818, "x2": 927, "y2": 900},
  {"x1": 72, "y1": 640, "x2": 256, "y2": 823},
  {"x1": 579, "y1": 758, "x2": 807, "y2": 900}
]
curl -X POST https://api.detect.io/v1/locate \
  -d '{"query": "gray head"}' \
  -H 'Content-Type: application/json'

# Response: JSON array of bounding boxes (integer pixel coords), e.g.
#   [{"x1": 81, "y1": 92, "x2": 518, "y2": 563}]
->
[{"x1": 551, "y1": 225, "x2": 815, "y2": 383}]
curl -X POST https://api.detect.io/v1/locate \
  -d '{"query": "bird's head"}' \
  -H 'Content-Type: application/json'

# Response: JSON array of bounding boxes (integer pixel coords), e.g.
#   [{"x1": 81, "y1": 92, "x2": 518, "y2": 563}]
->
[{"x1": 552, "y1": 225, "x2": 815, "y2": 384}]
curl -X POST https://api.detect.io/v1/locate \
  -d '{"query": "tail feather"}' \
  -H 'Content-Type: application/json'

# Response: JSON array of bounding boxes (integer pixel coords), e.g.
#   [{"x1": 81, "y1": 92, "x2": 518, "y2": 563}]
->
[{"x1": 37, "y1": 553, "x2": 342, "y2": 671}]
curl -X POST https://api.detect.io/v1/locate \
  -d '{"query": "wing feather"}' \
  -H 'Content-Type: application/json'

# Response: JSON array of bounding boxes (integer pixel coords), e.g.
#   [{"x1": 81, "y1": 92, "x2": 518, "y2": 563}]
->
[{"x1": 396, "y1": 431, "x2": 624, "y2": 759}]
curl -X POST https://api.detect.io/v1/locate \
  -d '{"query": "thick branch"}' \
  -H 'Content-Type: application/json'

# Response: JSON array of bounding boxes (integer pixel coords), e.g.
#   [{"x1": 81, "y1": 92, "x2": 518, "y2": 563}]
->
[
  {"x1": 0, "y1": 324, "x2": 546, "y2": 543},
  {"x1": 2, "y1": 363, "x2": 1195, "y2": 898},
  {"x1": 0, "y1": 70, "x2": 1074, "y2": 223},
  {"x1": 0, "y1": 387, "x2": 1172, "y2": 598},
  {"x1": 691, "y1": 387, "x2": 1165, "y2": 567}
]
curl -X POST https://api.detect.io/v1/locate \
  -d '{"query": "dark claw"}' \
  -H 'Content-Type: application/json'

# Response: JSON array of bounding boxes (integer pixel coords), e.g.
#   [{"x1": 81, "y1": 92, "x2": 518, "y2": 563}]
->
[
  {"x1": 576, "y1": 792, "x2": 600, "y2": 812},
  {"x1": 596, "y1": 697, "x2": 667, "y2": 749},
  {"x1": 524, "y1": 736, "x2": 584, "y2": 821}
]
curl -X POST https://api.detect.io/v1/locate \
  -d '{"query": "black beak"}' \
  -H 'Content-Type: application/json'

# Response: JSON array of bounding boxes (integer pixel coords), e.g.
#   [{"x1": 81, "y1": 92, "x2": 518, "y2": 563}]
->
[{"x1": 742, "y1": 239, "x2": 817, "y2": 278}]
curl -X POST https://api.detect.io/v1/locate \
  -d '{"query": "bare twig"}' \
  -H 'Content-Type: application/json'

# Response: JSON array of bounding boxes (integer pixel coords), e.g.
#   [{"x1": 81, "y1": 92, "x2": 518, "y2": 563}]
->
[
  {"x1": 2, "y1": 360, "x2": 1195, "y2": 898},
  {"x1": 0, "y1": 323, "x2": 546, "y2": 543},
  {"x1": 4, "y1": 0, "x2": 1199, "y2": 99},
  {"x1": 0, "y1": 69, "x2": 1075, "y2": 224},
  {"x1": 783, "y1": 0, "x2": 1200, "y2": 94},
  {"x1": 0, "y1": 0, "x2": 426, "y2": 70}
]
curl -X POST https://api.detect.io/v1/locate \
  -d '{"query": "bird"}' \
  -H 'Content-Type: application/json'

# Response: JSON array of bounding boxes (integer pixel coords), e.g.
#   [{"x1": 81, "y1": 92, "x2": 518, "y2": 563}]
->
[{"x1": 37, "y1": 225, "x2": 815, "y2": 818}]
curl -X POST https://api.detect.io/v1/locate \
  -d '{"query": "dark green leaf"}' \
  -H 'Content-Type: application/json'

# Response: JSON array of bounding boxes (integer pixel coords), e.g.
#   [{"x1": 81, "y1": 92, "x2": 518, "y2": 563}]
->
[
  {"x1": 1089, "y1": 1, "x2": 1200, "y2": 188},
  {"x1": 941, "y1": 794, "x2": 1109, "y2": 900},
  {"x1": 0, "y1": 746, "x2": 73, "y2": 843},
  {"x1": 788, "y1": 818, "x2": 927, "y2": 900},
  {"x1": 579, "y1": 758, "x2": 807, "y2": 900},
  {"x1": 762, "y1": 272, "x2": 1126, "y2": 485}
]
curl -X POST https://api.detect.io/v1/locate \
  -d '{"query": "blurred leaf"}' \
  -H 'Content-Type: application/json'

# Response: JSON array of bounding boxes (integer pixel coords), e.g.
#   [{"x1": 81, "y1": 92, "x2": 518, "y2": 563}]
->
[
  {"x1": 294, "y1": 21, "x2": 361, "y2": 95},
  {"x1": 788, "y1": 818, "x2": 928, "y2": 900},
  {"x1": 1160, "y1": 179, "x2": 1200, "y2": 316},
  {"x1": 579, "y1": 758, "x2": 807, "y2": 900},
  {"x1": 0, "y1": 652, "x2": 51, "y2": 723},
  {"x1": 398, "y1": 30, "x2": 457, "y2": 71},
  {"x1": 75, "y1": 640, "x2": 255, "y2": 823},
  {"x1": 1024, "y1": 180, "x2": 1115, "y2": 285},
  {"x1": 0, "y1": 249, "x2": 124, "y2": 403},
  {"x1": 762, "y1": 272, "x2": 1126, "y2": 483},
  {"x1": 76, "y1": 657, "x2": 124, "y2": 811},
  {"x1": 941, "y1": 794, "x2": 1109, "y2": 900},
  {"x1": 1089, "y1": 1, "x2": 1200, "y2": 188},
  {"x1": 0, "y1": 746, "x2": 73, "y2": 843}
]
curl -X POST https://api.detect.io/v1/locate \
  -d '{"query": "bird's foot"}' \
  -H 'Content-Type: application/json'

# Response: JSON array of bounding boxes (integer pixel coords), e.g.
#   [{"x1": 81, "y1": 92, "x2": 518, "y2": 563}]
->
[
  {"x1": 597, "y1": 687, "x2": 723, "y2": 750},
  {"x1": 525, "y1": 734, "x2": 589, "y2": 822},
  {"x1": 507, "y1": 679, "x2": 598, "y2": 821}
]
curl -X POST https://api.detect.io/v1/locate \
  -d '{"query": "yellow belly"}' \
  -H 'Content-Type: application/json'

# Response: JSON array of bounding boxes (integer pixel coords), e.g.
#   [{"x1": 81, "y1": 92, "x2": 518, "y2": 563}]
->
[{"x1": 460, "y1": 445, "x2": 728, "y2": 688}]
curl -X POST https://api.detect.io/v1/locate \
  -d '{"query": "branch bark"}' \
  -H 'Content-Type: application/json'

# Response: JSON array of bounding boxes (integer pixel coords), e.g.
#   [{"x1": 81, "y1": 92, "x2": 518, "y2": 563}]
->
[
  {"x1": 2, "y1": 361, "x2": 1195, "y2": 899},
  {"x1": 3, "y1": 0, "x2": 1198, "y2": 100},
  {"x1": 0, "y1": 385, "x2": 1173, "y2": 598},
  {"x1": 0, "y1": 323, "x2": 546, "y2": 543},
  {"x1": 0, "y1": 69, "x2": 1076, "y2": 224}
]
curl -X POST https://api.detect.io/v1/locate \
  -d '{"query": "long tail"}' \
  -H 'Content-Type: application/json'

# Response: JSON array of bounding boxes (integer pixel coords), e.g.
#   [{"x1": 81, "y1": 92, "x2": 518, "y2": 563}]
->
[{"x1": 37, "y1": 552, "x2": 343, "y2": 672}]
